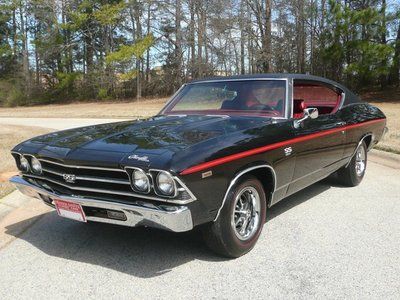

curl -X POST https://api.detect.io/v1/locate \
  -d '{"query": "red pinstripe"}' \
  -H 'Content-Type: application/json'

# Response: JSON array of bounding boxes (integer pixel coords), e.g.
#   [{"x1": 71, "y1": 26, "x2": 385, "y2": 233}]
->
[{"x1": 180, "y1": 118, "x2": 385, "y2": 175}]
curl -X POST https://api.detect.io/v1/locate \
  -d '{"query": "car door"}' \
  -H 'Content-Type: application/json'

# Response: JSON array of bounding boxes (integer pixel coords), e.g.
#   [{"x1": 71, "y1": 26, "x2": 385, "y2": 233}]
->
[{"x1": 285, "y1": 110, "x2": 346, "y2": 197}]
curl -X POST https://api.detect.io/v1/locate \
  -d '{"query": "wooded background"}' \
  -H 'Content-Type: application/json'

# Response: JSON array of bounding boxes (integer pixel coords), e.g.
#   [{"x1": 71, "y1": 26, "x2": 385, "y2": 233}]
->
[{"x1": 0, "y1": 0, "x2": 399, "y2": 106}]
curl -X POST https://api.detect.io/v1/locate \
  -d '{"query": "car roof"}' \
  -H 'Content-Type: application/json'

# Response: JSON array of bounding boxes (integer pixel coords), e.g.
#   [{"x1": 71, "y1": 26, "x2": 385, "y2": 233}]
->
[{"x1": 189, "y1": 73, "x2": 362, "y2": 105}]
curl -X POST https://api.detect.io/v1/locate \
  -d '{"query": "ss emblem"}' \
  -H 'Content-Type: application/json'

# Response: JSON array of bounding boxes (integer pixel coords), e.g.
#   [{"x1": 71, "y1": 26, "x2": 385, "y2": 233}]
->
[
  {"x1": 63, "y1": 174, "x2": 76, "y2": 183},
  {"x1": 284, "y1": 147, "x2": 293, "y2": 156}
]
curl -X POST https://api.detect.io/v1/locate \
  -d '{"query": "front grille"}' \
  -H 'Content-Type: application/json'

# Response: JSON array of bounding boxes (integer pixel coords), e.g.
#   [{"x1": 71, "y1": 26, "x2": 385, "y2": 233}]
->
[{"x1": 22, "y1": 158, "x2": 195, "y2": 204}]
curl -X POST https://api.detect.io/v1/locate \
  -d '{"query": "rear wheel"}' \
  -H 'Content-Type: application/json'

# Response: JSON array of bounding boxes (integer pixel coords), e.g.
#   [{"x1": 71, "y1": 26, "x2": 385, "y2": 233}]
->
[
  {"x1": 337, "y1": 141, "x2": 367, "y2": 187},
  {"x1": 202, "y1": 175, "x2": 266, "y2": 258}
]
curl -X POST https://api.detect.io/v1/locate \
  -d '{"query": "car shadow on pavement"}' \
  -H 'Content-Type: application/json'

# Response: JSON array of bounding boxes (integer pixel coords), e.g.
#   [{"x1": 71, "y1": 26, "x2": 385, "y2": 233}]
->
[
  {"x1": 4, "y1": 177, "x2": 340, "y2": 278},
  {"x1": 267, "y1": 176, "x2": 338, "y2": 222}
]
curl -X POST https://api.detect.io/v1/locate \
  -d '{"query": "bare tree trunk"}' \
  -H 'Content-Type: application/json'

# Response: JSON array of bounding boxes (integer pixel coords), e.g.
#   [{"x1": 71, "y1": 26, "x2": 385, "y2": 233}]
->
[
  {"x1": 130, "y1": 2, "x2": 143, "y2": 100},
  {"x1": 84, "y1": 4, "x2": 94, "y2": 77},
  {"x1": 262, "y1": 0, "x2": 272, "y2": 72},
  {"x1": 145, "y1": 1, "x2": 151, "y2": 84},
  {"x1": 240, "y1": 0, "x2": 246, "y2": 74},
  {"x1": 196, "y1": 5, "x2": 203, "y2": 77},
  {"x1": 380, "y1": 0, "x2": 387, "y2": 89},
  {"x1": 390, "y1": 21, "x2": 400, "y2": 86},
  {"x1": 202, "y1": 8, "x2": 208, "y2": 74},
  {"x1": 175, "y1": 0, "x2": 182, "y2": 87},
  {"x1": 34, "y1": 24, "x2": 40, "y2": 86},
  {"x1": 296, "y1": 0, "x2": 306, "y2": 73},
  {"x1": 310, "y1": 0, "x2": 319, "y2": 74},
  {"x1": 12, "y1": 8, "x2": 17, "y2": 58},
  {"x1": 247, "y1": 0, "x2": 272, "y2": 72},
  {"x1": 19, "y1": 2, "x2": 30, "y2": 96},
  {"x1": 189, "y1": 0, "x2": 196, "y2": 78},
  {"x1": 246, "y1": 3, "x2": 254, "y2": 74}
]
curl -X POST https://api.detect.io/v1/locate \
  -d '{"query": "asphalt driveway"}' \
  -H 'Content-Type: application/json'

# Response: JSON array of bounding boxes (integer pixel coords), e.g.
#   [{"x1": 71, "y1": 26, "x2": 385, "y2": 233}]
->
[{"x1": 0, "y1": 117, "x2": 399, "y2": 299}]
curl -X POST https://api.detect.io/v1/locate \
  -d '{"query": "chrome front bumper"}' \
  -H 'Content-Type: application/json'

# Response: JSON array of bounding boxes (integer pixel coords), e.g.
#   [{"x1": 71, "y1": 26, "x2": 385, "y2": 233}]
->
[{"x1": 10, "y1": 176, "x2": 193, "y2": 232}]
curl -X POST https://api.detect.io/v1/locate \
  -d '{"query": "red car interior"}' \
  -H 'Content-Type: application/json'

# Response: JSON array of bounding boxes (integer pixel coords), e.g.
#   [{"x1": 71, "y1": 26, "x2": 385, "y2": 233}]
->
[
  {"x1": 293, "y1": 99, "x2": 307, "y2": 118},
  {"x1": 293, "y1": 83, "x2": 341, "y2": 118}
]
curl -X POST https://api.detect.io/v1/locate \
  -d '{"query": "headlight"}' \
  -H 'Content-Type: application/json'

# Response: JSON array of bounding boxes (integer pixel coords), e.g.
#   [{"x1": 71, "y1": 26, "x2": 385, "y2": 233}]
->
[
  {"x1": 156, "y1": 172, "x2": 176, "y2": 196},
  {"x1": 132, "y1": 169, "x2": 150, "y2": 193},
  {"x1": 31, "y1": 157, "x2": 42, "y2": 174},
  {"x1": 19, "y1": 156, "x2": 30, "y2": 172}
]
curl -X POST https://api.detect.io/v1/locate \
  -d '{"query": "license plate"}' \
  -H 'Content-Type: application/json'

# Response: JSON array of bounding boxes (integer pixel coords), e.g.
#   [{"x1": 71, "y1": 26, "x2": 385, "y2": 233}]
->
[{"x1": 54, "y1": 200, "x2": 87, "y2": 222}]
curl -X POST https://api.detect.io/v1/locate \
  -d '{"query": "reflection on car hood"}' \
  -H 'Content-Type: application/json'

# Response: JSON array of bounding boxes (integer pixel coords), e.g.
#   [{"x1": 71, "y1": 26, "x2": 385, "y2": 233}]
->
[{"x1": 23, "y1": 115, "x2": 271, "y2": 155}]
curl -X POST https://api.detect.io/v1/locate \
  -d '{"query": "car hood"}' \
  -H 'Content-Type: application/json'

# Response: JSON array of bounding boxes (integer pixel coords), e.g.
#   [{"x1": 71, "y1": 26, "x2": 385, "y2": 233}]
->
[{"x1": 14, "y1": 115, "x2": 272, "y2": 169}]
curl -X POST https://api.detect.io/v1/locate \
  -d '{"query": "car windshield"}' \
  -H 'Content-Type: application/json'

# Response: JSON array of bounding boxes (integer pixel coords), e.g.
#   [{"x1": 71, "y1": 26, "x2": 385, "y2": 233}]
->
[{"x1": 162, "y1": 80, "x2": 287, "y2": 117}]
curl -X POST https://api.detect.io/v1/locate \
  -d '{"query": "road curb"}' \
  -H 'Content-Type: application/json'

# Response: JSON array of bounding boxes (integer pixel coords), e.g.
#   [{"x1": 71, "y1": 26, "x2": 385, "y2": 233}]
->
[
  {"x1": 0, "y1": 195, "x2": 50, "y2": 250},
  {"x1": 0, "y1": 191, "x2": 30, "y2": 221},
  {"x1": 369, "y1": 149, "x2": 400, "y2": 169}
]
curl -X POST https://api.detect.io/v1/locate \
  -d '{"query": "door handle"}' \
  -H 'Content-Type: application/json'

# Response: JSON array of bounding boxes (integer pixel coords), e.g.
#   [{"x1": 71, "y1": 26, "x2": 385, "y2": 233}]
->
[{"x1": 336, "y1": 121, "x2": 346, "y2": 127}]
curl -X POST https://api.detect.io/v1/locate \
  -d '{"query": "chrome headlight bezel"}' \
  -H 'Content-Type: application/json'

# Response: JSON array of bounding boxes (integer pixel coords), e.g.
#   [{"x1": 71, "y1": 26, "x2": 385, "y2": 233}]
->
[
  {"x1": 155, "y1": 171, "x2": 177, "y2": 197},
  {"x1": 31, "y1": 157, "x2": 42, "y2": 174},
  {"x1": 130, "y1": 168, "x2": 151, "y2": 193},
  {"x1": 19, "y1": 156, "x2": 30, "y2": 172}
]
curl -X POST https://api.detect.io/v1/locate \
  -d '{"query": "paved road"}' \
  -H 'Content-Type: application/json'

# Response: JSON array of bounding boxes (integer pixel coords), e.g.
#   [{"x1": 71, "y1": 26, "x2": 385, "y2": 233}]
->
[{"x1": 0, "y1": 118, "x2": 399, "y2": 299}]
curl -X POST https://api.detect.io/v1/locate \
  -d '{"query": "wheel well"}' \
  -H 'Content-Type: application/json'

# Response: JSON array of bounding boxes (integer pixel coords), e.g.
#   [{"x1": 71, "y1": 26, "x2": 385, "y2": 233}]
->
[
  {"x1": 246, "y1": 167, "x2": 275, "y2": 205},
  {"x1": 363, "y1": 134, "x2": 372, "y2": 149}
]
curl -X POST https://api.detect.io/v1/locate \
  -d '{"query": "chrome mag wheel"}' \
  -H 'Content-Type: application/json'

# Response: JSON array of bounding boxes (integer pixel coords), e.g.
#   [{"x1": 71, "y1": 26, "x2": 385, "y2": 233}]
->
[
  {"x1": 355, "y1": 145, "x2": 366, "y2": 176},
  {"x1": 232, "y1": 186, "x2": 261, "y2": 241}
]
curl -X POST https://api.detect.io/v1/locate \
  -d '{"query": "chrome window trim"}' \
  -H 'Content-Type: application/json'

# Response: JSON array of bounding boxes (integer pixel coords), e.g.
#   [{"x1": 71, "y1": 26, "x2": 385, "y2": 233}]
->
[
  {"x1": 189, "y1": 78, "x2": 289, "y2": 84},
  {"x1": 161, "y1": 78, "x2": 289, "y2": 119},
  {"x1": 291, "y1": 79, "x2": 346, "y2": 117},
  {"x1": 159, "y1": 84, "x2": 187, "y2": 114},
  {"x1": 213, "y1": 164, "x2": 277, "y2": 222},
  {"x1": 287, "y1": 78, "x2": 294, "y2": 119}
]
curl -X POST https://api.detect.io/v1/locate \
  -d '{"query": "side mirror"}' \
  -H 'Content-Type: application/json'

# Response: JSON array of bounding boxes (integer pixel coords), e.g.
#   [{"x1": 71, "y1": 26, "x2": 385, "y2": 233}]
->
[{"x1": 294, "y1": 108, "x2": 319, "y2": 128}]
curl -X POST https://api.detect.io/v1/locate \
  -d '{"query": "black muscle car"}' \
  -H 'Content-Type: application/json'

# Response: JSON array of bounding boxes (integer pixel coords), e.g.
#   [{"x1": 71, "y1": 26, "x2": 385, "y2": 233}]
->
[{"x1": 10, "y1": 74, "x2": 387, "y2": 257}]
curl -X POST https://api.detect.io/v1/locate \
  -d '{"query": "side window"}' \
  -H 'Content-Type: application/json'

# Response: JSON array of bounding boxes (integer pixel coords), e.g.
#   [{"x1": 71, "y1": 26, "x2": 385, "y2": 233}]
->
[{"x1": 293, "y1": 82, "x2": 341, "y2": 115}]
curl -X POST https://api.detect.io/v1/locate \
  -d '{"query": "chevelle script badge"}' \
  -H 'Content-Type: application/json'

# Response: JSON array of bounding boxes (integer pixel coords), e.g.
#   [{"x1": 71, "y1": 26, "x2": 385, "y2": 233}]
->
[{"x1": 128, "y1": 154, "x2": 150, "y2": 162}]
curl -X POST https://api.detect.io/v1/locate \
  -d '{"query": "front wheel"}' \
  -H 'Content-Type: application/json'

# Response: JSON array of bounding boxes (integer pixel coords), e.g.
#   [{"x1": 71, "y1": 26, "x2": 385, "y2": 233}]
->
[
  {"x1": 202, "y1": 175, "x2": 266, "y2": 258},
  {"x1": 337, "y1": 141, "x2": 368, "y2": 187}
]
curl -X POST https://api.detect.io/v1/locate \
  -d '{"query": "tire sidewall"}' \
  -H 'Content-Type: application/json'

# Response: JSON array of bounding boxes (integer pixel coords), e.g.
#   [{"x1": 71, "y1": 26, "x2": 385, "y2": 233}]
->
[
  {"x1": 217, "y1": 176, "x2": 267, "y2": 256},
  {"x1": 349, "y1": 141, "x2": 368, "y2": 185}
]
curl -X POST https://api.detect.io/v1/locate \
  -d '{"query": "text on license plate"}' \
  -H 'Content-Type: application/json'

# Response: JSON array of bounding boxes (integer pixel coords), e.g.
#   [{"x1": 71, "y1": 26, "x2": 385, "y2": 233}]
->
[{"x1": 54, "y1": 200, "x2": 87, "y2": 222}]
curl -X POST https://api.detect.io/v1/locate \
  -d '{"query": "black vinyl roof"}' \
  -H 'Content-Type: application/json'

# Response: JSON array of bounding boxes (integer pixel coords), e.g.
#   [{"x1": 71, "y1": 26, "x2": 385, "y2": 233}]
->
[{"x1": 189, "y1": 73, "x2": 362, "y2": 105}]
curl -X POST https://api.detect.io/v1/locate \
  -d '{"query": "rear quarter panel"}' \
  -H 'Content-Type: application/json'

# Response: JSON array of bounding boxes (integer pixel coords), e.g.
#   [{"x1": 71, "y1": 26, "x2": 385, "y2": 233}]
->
[{"x1": 339, "y1": 103, "x2": 386, "y2": 158}]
